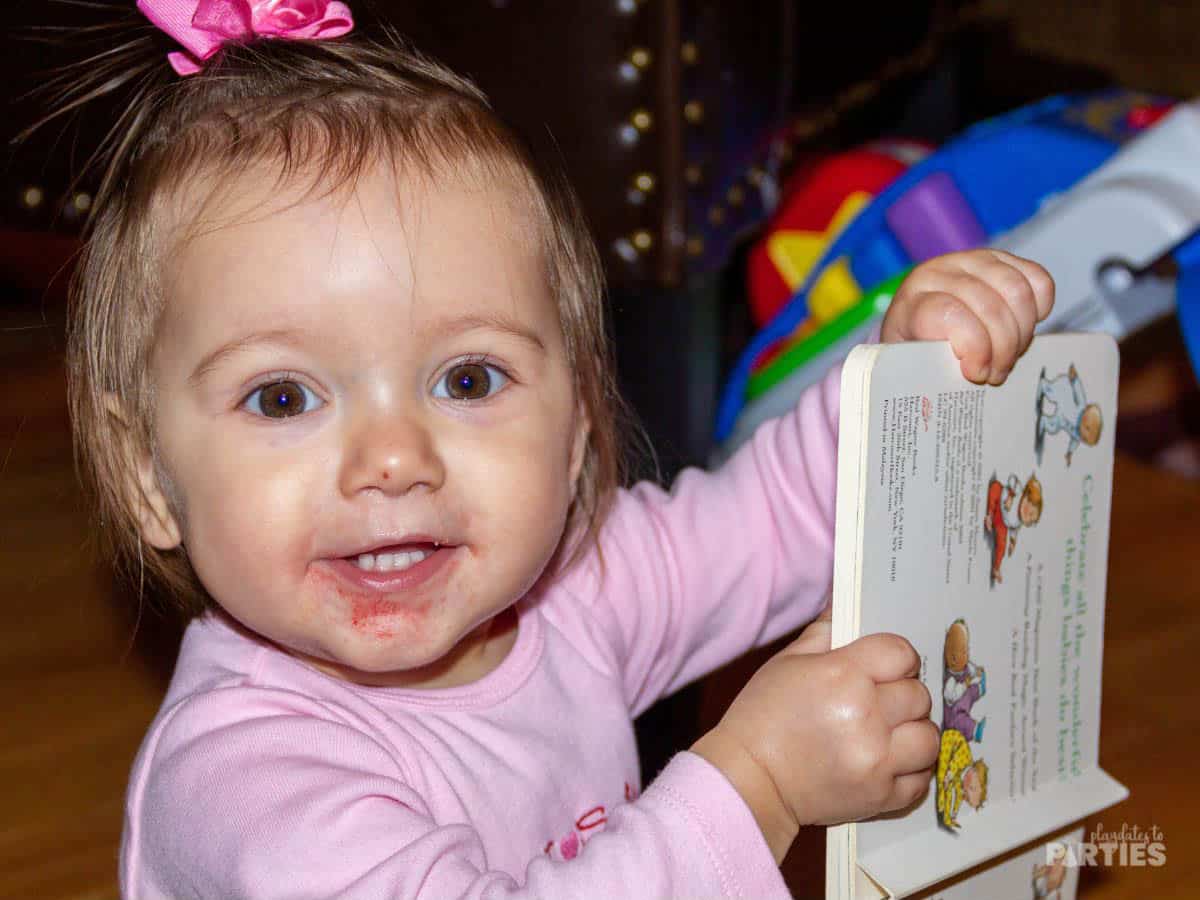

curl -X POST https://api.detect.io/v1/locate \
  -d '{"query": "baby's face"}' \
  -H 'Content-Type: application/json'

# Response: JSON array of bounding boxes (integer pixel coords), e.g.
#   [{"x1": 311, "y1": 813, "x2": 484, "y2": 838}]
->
[{"x1": 142, "y1": 160, "x2": 586, "y2": 687}]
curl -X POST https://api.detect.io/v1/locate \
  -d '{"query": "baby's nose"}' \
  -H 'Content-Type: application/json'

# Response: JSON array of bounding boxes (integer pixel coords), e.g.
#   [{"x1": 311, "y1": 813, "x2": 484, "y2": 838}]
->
[{"x1": 338, "y1": 410, "x2": 446, "y2": 497}]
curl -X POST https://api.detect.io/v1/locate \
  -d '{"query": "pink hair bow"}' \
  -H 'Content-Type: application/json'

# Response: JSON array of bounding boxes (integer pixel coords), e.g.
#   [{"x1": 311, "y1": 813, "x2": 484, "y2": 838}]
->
[{"x1": 138, "y1": 0, "x2": 355, "y2": 76}]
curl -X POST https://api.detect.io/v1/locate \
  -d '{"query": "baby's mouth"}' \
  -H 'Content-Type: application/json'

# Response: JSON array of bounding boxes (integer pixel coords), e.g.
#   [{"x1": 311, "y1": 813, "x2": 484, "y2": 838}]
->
[{"x1": 349, "y1": 544, "x2": 438, "y2": 573}]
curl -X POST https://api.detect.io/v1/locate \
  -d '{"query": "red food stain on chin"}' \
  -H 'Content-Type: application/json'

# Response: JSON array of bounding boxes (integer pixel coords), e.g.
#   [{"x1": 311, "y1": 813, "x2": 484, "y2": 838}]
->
[
  {"x1": 308, "y1": 565, "x2": 435, "y2": 638},
  {"x1": 349, "y1": 593, "x2": 434, "y2": 630}
]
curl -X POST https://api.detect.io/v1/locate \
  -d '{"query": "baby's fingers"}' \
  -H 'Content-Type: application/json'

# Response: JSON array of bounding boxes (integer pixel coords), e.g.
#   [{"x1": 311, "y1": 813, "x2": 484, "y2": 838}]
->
[
  {"x1": 881, "y1": 769, "x2": 934, "y2": 815},
  {"x1": 877, "y1": 677, "x2": 932, "y2": 728},
  {"x1": 954, "y1": 253, "x2": 1042, "y2": 360},
  {"x1": 904, "y1": 291, "x2": 994, "y2": 384},
  {"x1": 987, "y1": 250, "x2": 1055, "y2": 323},
  {"x1": 840, "y1": 633, "x2": 919, "y2": 683},
  {"x1": 890, "y1": 719, "x2": 940, "y2": 776},
  {"x1": 949, "y1": 271, "x2": 1029, "y2": 383},
  {"x1": 869, "y1": 718, "x2": 937, "y2": 816}
]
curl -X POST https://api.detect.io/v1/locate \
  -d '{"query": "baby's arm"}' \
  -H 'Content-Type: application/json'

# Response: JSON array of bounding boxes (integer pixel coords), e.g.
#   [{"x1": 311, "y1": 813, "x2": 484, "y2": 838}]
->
[
  {"x1": 125, "y1": 694, "x2": 793, "y2": 900},
  {"x1": 564, "y1": 249, "x2": 1052, "y2": 718},
  {"x1": 562, "y1": 359, "x2": 842, "y2": 717}
]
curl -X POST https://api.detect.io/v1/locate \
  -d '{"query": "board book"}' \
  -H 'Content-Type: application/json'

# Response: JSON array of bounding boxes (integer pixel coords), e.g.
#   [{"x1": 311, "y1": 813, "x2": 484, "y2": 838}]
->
[{"x1": 827, "y1": 333, "x2": 1128, "y2": 899}]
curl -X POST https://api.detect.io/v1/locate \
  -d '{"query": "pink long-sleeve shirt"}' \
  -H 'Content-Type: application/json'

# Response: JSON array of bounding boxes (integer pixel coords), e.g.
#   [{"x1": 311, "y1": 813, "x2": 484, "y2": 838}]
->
[{"x1": 120, "y1": 367, "x2": 842, "y2": 899}]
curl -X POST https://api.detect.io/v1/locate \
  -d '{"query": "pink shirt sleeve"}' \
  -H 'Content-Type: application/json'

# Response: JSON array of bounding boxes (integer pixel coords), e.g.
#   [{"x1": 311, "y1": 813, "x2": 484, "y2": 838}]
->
[
  {"x1": 123, "y1": 693, "x2": 789, "y2": 899},
  {"x1": 561, "y1": 363, "x2": 842, "y2": 716}
]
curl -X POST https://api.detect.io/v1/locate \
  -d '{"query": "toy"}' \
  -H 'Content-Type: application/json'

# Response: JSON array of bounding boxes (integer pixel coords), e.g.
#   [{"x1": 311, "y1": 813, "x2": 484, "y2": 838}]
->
[
  {"x1": 992, "y1": 99, "x2": 1200, "y2": 337},
  {"x1": 745, "y1": 144, "x2": 918, "y2": 334},
  {"x1": 716, "y1": 91, "x2": 1184, "y2": 446},
  {"x1": 1174, "y1": 230, "x2": 1200, "y2": 377}
]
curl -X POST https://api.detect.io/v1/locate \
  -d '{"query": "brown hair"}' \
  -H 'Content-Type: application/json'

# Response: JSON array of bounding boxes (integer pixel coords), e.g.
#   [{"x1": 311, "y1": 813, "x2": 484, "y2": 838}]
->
[
  {"x1": 1021, "y1": 473, "x2": 1043, "y2": 520},
  {"x1": 968, "y1": 758, "x2": 989, "y2": 806},
  {"x1": 47, "y1": 24, "x2": 638, "y2": 618}
]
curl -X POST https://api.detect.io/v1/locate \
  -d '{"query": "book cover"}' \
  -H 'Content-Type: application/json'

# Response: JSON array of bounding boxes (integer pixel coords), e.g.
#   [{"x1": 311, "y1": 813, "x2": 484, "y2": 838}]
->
[{"x1": 827, "y1": 334, "x2": 1128, "y2": 900}]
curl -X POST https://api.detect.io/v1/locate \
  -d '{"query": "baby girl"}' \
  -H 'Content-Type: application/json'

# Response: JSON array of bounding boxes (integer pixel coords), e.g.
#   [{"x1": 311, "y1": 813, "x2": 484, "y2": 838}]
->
[{"x1": 51, "y1": 2, "x2": 1053, "y2": 896}]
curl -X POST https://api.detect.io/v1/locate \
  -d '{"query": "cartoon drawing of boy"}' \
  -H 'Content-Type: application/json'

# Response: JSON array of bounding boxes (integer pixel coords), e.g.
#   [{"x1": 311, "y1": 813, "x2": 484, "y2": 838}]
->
[
  {"x1": 943, "y1": 619, "x2": 986, "y2": 742},
  {"x1": 984, "y1": 472, "x2": 1043, "y2": 585},
  {"x1": 936, "y1": 727, "x2": 989, "y2": 830},
  {"x1": 1036, "y1": 364, "x2": 1102, "y2": 466}
]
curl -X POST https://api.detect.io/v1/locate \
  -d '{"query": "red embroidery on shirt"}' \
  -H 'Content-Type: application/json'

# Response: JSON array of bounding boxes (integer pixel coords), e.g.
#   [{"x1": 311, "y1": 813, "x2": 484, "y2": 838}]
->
[
  {"x1": 543, "y1": 779, "x2": 638, "y2": 860},
  {"x1": 575, "y1": 806, "x2": 607, "y2": 832},
  {"x1": 560, "y1": 831, "x2": 580, "y2": 860}
]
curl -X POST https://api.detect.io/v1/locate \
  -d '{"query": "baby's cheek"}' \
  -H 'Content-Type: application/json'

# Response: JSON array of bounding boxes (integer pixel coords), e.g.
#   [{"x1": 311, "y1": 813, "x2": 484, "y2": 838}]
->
[{"x1": 183, "y1": 457, "x2": 312, "y2": 585}]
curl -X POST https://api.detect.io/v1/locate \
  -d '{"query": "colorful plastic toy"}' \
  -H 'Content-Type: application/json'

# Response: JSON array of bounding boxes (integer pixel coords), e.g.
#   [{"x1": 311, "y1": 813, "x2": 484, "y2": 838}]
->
[
  {"x1": 716, "y1": 90, "x2": 1183, "y2": 446},
  {"x1": 746, "y1": 143, "x2": 920, "y2": 335}
]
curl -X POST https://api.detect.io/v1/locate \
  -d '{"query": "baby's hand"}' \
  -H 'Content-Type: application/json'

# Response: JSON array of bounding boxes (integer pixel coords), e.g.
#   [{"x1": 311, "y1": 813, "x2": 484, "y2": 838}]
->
[
  {"x1": 881, "y1": 250, "x2": 1054, "y2": 385},
  {"x1": 692, "y1": 612, "x2": 937, "y2": 862}
]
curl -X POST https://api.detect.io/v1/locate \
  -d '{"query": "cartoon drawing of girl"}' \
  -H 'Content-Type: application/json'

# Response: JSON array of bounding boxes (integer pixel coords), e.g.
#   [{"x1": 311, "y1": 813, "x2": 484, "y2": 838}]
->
[{"x1": 984, "y1": 473, "x2": 1043, "y2": 585}]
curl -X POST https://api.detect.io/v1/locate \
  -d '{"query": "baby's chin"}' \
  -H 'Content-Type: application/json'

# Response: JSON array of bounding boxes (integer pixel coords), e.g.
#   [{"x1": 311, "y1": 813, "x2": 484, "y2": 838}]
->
[
  {"x1": 306, "y1": 617, "x2": 505, "y2": 688},
  {"x1": 294, "y1": 642, "x2": 453, "y2": 688}
]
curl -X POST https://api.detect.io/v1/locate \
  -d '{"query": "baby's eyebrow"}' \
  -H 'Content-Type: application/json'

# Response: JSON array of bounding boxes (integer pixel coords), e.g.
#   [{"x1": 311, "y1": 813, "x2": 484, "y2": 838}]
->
[
  {"x1": 188, "y1": 327, "x2": 313, "y2": 387},
  {"x1": 422, "y1": 312, "x2": 547, "y2": 353},
  {"x1": 187, "y1": 314, "x2": 548, "y2": 387}
]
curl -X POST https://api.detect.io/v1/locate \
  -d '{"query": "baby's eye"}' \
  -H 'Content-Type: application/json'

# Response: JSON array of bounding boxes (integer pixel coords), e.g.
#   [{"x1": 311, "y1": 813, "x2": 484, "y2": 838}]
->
[
  {"x1": 243, "y1": 379, "x2": 324, "y2": 419},
  {"x1": 433, "y1": 362, "x2": 509, "y2": 401}
]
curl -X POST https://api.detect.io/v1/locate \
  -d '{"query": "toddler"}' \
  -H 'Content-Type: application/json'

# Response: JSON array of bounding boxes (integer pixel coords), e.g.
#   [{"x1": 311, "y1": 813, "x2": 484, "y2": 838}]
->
[{"x1": 56, "y1": 2, "x2": 1054, "y2": 896}]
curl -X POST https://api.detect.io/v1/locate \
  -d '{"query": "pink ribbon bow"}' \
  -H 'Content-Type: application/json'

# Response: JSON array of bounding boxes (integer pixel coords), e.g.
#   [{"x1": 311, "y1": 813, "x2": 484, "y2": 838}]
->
[{"x1": 138, "y1": 0, "x2": 355, "y2": 76}]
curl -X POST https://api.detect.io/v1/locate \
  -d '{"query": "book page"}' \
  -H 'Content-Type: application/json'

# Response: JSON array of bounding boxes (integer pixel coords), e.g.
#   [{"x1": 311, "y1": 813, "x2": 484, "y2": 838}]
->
[
  {"x1": 845, "y1": 334, "x2": 1127, "y2": 897},
  {"x1": 916, "y1": 827, "x2": 1085, "y2": 900}
]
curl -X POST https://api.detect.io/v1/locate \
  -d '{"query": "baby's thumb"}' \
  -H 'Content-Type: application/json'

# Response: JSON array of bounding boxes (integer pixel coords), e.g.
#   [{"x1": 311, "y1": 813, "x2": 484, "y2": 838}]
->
[{"x1": 787, "y1": 601, "x2": 833, "y2": 655}]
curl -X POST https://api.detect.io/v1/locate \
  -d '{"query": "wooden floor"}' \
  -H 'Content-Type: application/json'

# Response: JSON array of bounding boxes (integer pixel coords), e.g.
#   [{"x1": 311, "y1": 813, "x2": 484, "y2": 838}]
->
[
  {"x1": 3, "y1": 299, "x2": 1199, "y2": 898},
  {"x1": 1, "y1": 302, "x2": 174, "y2": 900}
]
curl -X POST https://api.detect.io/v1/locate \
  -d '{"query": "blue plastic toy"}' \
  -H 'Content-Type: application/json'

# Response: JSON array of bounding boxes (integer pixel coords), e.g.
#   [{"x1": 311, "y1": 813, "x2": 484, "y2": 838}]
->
[{"x1": 716, "y1": 90, "x2": 1180, "y2": 444}]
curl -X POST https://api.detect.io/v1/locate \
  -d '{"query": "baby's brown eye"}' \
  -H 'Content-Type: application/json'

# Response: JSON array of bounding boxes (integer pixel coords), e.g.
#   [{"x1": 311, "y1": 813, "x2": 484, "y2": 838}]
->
[
  {"x1": 443, "y1": 364, "x2": 491, "y2": 400},
  {"x1": 249, "y1": 380, "x2": 319, "y2": 418}
]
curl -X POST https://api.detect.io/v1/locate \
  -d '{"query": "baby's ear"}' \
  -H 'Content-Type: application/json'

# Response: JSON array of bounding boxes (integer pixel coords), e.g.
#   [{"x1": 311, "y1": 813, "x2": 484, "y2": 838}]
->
[
  {"x1": 102, "y1": 392, "x2": 183, "y2": 551},
  {"x1": 568, "y1": 405, "x2": 591, "y2": 497}
]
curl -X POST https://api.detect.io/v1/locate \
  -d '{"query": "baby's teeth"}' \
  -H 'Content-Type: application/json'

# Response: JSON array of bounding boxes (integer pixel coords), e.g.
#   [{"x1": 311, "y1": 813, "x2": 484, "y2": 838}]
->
[{"x1": 354, "y1": 549, "x2": 432, "y2": 572}]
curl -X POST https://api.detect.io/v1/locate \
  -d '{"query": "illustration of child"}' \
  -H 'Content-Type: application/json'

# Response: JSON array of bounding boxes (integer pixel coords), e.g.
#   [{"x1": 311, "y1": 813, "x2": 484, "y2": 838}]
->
[
  {"x1": 942, "y1": 619, "x2": 986, "y2": 742},
  {"x1": 1032, "y1": 847, "x2": 1069, "y2": 899},
  {"x1": 984, "y1": 473, "x2": 1043, "y2": 584},
  {"x1": 38, "y1": 1, "x2": 1054, "y2": 894},
  {"x1": 936, "y1": 727, "x2": 990, "y2": 830},
  {"x1": 1036, "y1": 364, "x2": 1102, "y2": 466}
]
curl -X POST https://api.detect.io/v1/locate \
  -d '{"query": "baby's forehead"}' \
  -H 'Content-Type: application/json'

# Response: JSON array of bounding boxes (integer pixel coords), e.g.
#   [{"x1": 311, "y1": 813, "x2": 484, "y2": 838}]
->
[
  {"x1": 160, "y1": 151, "x2": 542, "y2": 246},
  {"x1": 157, "y1": 159, "x2": 548, "y2": 307},
  {"x1": 154, "y1": 156, "x2": 561, "y2": 348}
]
